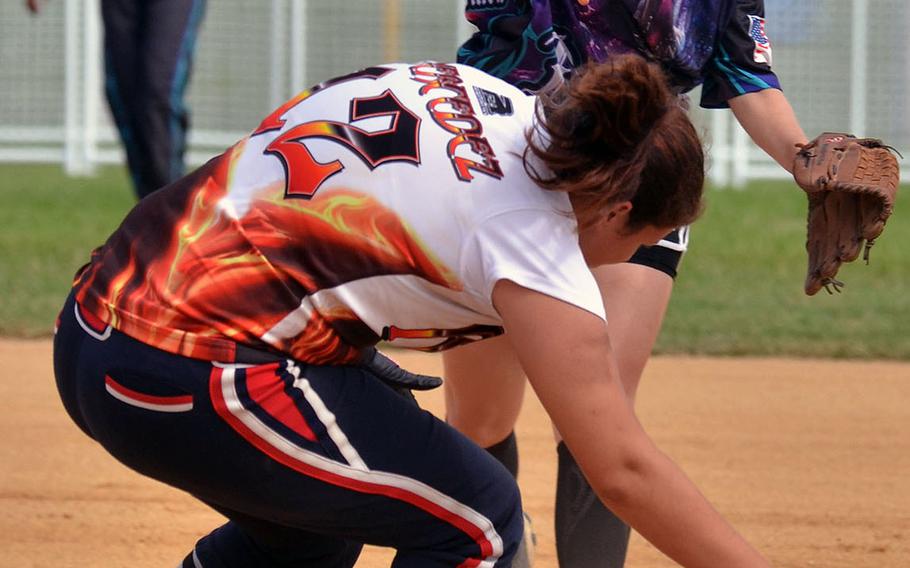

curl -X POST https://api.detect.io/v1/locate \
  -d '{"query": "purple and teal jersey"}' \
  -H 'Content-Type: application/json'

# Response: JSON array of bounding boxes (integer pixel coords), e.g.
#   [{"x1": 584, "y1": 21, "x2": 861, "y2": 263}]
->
[{"x1": 458, "y1": 0, "x2": 781, "y2": 108}]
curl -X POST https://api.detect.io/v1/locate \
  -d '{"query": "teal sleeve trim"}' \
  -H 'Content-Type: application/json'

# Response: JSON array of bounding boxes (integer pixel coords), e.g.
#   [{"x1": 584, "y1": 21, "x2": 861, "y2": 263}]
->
[{"x1": 714, "y1": 45, "x2": 774, "y2": 92}]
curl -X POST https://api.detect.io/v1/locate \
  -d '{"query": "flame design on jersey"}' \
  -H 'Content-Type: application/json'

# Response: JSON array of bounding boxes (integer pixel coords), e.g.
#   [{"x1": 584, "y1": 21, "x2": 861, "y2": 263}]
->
[{"x1": 74, "y1": 143, "x2": 460, "y2": 365}]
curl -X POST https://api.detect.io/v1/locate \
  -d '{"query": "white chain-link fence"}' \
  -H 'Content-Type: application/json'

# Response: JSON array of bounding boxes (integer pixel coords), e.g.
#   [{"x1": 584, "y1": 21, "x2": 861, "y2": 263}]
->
[{"x1": 1, "y1": 0, "x2": 907, "y2": 187}]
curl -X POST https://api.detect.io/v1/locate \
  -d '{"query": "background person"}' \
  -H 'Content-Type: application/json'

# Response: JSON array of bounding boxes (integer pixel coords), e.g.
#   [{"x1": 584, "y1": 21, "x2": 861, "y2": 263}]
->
[
  {"x1": 452, "y1": 1, "x2": 808, "y2": 566},
  {"x1": 26, "y1": 0, "x2": 206, "y2": 199},
  {"x1": 53, "y1": 55, "x2": 770, "y2": 567}
]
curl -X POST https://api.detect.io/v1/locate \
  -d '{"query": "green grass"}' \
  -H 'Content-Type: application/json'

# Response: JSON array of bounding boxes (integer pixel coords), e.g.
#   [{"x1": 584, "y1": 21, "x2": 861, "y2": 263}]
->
[
  {"x1": 0, "y1": 165, "x2": 134, "y2": 337},
  {"x1": 657, "y1": 180, "x2": 910, "y2": 359},
  {"x1": 1, "y1": 165, "x2": 908, "y2": 359}
]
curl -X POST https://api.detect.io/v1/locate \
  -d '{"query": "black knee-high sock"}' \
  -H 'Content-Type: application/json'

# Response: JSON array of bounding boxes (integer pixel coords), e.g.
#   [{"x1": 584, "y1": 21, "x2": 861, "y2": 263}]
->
[
  {"x1": 486, "y1": 431, "x2": 533, "y2": 567},
  {"x1": 484, "y1": 430, "x2": 519, "y2": 479},
  {"x1": 555, "y1": 441, "x2": 630, "y2": 568}
]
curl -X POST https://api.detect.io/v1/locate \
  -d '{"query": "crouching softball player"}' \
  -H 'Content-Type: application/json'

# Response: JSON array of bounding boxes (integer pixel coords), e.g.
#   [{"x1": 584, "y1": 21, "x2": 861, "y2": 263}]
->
[{"x1": 53, "y1": 54, "x2": 771, "y2": 567}]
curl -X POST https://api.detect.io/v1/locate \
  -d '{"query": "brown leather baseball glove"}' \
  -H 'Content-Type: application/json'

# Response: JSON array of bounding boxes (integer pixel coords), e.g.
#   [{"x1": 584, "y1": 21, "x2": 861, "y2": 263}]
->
[{"x1": 792, "y1": 132, "x2": 900, "y2": 295}]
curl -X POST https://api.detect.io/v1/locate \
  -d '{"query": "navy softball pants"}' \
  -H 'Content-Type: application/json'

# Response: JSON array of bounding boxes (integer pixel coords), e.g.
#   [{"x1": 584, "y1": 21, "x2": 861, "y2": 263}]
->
[
  {"x1": 53, "y1": 293, "x2": 523, "y2": 567},
  {"x1": 101, "y1": 0, "x2": 206, "y2": 199}
]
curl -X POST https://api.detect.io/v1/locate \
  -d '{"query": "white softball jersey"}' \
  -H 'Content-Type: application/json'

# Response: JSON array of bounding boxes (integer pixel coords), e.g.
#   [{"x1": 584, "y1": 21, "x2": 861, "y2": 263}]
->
[{"x1": 74, "y1": 62, "x2": 605, "y2": 364}]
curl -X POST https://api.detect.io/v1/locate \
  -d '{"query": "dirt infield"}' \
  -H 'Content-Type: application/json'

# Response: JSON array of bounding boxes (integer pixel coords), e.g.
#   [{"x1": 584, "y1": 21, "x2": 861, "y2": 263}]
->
[{"x1": 2, "y1": 339, "x2": 908, "y2": 567}]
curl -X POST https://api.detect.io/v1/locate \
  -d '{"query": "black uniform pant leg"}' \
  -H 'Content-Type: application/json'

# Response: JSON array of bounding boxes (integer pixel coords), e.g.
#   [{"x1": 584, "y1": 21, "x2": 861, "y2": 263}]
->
[
  {"x1": 102, "y1": 0, "x2": 206, "y2": 199},
  {"x1": 137, "y1": 0, "x2": 206, "y2": 197},
  {"x1": 100, "y1": 0, "x2": 144, "y2": 194},
  {"x1": 53, "y1": 293, "x2": 523, "y2": 567}
]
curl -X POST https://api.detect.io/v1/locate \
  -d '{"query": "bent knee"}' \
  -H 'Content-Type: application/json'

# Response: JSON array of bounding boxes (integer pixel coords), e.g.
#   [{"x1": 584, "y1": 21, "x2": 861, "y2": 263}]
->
[
  {"x1": 448, "y1": 415, "x2": 518, "y2": 448},
  {"x1": 481, "y1": 469, "x2": 524, "y2": 567}
]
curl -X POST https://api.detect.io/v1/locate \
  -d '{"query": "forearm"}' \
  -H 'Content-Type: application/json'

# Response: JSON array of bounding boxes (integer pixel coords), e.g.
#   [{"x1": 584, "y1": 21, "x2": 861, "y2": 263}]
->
[
  {"x1": 729, "y1": 88, "x2": 808, "y2": 173},
  {"x1": 579, "y1": 433, "x2": 769, "y2": 568},
  {"x1": 546, "y1": 377, "x2": 770, "y2": 568},
  {"x1": 495, "y1": 281, "x2": 770, "y2": 567}
]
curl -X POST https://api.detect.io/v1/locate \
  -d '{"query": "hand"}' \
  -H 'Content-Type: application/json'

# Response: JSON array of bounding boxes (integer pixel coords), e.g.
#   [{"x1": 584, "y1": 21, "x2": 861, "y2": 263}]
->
[{"x1": 492, "y1": 279, "x2": 772, "y2": 568}]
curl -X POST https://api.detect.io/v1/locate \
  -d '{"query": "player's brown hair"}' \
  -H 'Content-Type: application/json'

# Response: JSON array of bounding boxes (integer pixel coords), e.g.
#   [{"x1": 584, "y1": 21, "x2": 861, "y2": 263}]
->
[{"x1": 524, "y1": 54, "x2": 705, "y2": 231}]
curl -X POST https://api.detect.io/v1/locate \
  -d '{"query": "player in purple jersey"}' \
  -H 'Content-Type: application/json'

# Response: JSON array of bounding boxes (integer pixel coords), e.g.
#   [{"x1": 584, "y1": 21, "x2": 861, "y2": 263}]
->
[{"x1": 452, "y1": 1, "x2": 810, "y2": 566}]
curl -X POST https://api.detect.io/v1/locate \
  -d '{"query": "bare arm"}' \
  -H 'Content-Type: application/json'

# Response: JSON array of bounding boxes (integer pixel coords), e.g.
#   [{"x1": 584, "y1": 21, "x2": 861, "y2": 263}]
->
[
  {"x1": 728, "y1": 88, "x2": 808, "y2": 173},
  {"x1": 493, "y1": 280, "x2": 770, "y2": 568}
]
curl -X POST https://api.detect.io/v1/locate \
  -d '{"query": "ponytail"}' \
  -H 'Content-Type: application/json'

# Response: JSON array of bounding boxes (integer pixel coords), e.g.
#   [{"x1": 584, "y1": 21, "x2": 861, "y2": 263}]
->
[{"x1": 524, "y1": 54, "x2": 705, "y2": 231}]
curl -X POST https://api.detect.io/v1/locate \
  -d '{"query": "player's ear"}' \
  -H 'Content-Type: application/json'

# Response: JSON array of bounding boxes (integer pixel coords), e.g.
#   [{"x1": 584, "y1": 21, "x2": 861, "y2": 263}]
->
[{"x1": 603, "y1": 201, "x2": 632, "y2": 225}]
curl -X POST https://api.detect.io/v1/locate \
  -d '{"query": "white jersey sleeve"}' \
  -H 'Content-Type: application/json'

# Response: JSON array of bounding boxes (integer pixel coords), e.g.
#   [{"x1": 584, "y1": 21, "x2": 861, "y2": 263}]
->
[{"x1": 461, "y1": 206, "x2": 607, "y2": 322}]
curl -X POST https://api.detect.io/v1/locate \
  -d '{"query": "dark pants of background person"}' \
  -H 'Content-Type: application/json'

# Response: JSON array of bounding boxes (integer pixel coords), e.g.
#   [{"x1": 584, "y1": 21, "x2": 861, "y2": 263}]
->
[
  {"x1": 101, "y1": 0, "x2": 206, "y2": 199},
  {"x1": 53, "y1": 292, "x2": 523, "y2": 567}
]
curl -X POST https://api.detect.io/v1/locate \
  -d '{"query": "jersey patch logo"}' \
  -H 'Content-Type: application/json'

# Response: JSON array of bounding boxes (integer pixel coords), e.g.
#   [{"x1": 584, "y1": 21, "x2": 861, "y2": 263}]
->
[
  {"x1": 748, "y1": 15, "x2": 772, "y2": 66},
  {"x1": 473, "y1": 87, "x2": 514, "y2": 116},
  {"x1": 466, "y1": 0, "x2": 508, "y2": 8}
]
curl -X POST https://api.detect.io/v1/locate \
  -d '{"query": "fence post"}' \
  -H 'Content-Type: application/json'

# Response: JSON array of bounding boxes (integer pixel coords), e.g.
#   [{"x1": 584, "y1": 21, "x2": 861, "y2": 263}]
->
[
  {"x1": 269, "y1": 0, "x2": 288, "y2": 108},
  {"x1": 289, "y1": 0, "x2": 307, "y2": 95},
  {"x1": 383, "y1": 0, "x2": 401, "y2": 63},
  {"x1": 64, "y1": 0, "x2": 84, "y2": 175},
  {"x1": 82, "y1": 0, "x2": 101, "y2": 175},
  {"x1": 850, "y1": 0, "x2": 868, "y2": 136},
  {"x1": 709, "y1": 110, "x2": 731, "y2": 188},
  {"x1": 455, "y1": 0, "x2": 473, "y2": 47},
  {"x1": 732, "y1": 119, "x2": 749, "y2": 190}
]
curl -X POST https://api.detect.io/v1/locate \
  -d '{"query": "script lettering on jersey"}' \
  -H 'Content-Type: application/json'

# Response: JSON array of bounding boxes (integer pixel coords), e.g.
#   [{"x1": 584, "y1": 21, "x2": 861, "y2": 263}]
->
[{"x1": 408, "y1": 62, "x2": 503, "y2": 183}]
